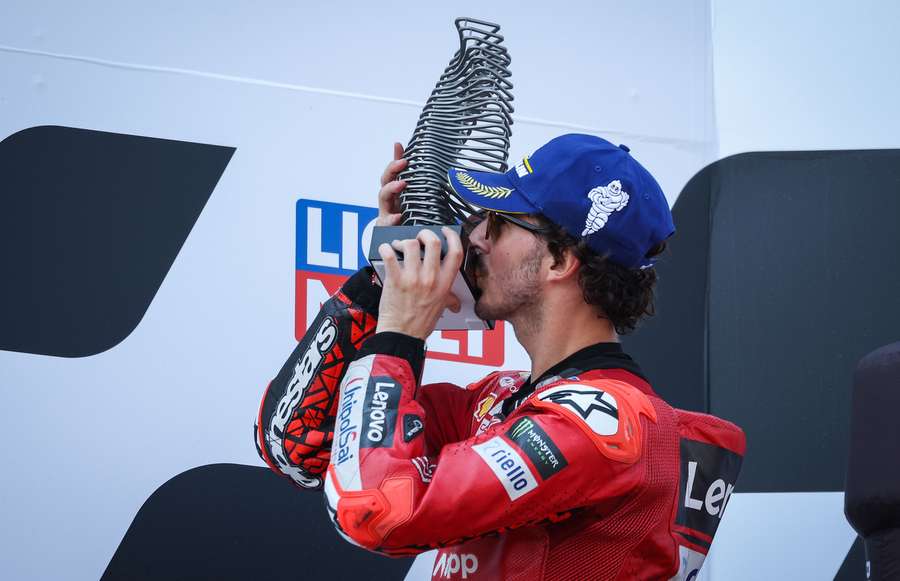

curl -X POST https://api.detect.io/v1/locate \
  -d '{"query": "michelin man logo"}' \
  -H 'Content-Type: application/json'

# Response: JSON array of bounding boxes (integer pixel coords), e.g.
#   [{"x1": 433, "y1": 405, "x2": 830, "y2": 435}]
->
[{"x1": 582, "y1": 180, "x2": 629, "y2": 236}]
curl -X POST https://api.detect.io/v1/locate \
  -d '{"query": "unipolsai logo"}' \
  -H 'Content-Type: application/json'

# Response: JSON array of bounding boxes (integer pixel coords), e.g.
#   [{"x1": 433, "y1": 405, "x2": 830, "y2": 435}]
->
[{"x1": 296, "y1": 198, "x2": 506, "y2": 365}]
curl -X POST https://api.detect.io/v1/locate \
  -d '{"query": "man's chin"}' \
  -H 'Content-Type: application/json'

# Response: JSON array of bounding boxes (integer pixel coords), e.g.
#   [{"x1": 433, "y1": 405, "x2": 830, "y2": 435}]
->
[
  {"x1": 475, "y1": 298, "x2": 509, "y2": 322},
  {"x1": 474, "y1": 298, "x2": 490, "y2": 321}
]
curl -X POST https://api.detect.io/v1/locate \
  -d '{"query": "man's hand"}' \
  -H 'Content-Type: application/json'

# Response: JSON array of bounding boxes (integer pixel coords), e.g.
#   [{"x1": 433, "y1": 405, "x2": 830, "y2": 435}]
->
[
  {"x1": 376, "y1": 142, "x2": 407, "y2": 227},
  {"x1": 375, "y1": 228, "x2": 463, "y2": 340}
]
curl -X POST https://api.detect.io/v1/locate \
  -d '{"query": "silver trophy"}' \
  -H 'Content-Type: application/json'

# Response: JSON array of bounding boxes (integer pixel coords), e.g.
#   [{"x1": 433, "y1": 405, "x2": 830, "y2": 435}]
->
[{"x1": 367, "y1": 17, "x2": 514, "y2": 330}]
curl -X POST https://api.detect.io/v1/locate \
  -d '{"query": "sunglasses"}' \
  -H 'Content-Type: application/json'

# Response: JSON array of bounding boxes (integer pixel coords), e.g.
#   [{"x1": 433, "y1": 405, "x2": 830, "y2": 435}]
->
[{"x1": 462, "y1": 210, "x2": 554, "y2": 241}]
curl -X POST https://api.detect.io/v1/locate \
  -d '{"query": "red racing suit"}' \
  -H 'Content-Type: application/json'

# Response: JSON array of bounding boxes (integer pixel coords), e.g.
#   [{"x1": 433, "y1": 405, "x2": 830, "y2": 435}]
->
[{"x1": 256, "y1": 269, "x2": 746, "y2": 580}]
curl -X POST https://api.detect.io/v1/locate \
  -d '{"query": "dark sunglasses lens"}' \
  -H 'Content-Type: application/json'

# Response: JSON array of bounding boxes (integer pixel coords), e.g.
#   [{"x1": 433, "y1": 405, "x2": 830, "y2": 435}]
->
[
  {"x1": 487, "y1": 212, "x2": 503, "y2": 240},
  {"x1": 462, "y1": 211, "x2": 483, "y2": 238},
  {"x1": 461, "y1": 210, "x2": 511, "y2": 240}
]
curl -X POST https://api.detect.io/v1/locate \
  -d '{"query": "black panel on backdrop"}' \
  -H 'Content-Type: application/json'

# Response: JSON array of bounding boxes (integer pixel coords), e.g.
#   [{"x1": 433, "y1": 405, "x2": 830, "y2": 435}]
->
[
  {"x1": 0, "y1": 125, "x2": 234, "y2": 358},
  {"x1": 102, "y1": 464, "x2": 412, "y2": 581},
  {"x1": 627, "y1": 149, "x2": 900, "y2": 493},
  {"x1": 624, "y1": 164, "x2": 712, "y2": 413}
]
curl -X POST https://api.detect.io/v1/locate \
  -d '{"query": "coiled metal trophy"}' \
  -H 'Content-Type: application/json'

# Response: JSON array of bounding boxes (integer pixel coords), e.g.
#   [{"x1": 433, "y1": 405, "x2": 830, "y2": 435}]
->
[{"x1": 368, "y1": 17, "x2": 514, "y2": 330}]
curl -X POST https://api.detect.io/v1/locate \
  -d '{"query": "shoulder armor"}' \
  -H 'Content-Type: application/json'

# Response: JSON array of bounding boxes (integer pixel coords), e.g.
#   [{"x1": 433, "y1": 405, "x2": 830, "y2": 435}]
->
[{"x1": 530, "y1": 379, "x2": 657, "y2": 464}]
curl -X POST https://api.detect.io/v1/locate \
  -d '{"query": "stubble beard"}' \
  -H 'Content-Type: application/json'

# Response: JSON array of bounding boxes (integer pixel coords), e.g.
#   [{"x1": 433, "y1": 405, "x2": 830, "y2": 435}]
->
[{"x1": 474, "y1": 241, "x2": 544, "y2": 326}]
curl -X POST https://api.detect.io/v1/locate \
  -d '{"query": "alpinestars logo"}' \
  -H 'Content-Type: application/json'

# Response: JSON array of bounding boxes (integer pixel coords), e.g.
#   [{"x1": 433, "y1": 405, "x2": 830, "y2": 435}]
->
[
  {"x1": 582, "y1": 179, "x2": 629, "y2": 236},
  {"x1": 538, "y1": 385, "x2": 619, "y2": 436},
  {"x1": 267, "y1": 316, "x2": 337, "y2": 488}
]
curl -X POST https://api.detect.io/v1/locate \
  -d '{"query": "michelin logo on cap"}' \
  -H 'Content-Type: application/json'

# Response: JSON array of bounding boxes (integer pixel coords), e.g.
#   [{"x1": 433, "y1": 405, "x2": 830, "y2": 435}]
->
[{"x1": 582, "y1": 180, "x2": 629, "y2": 236}]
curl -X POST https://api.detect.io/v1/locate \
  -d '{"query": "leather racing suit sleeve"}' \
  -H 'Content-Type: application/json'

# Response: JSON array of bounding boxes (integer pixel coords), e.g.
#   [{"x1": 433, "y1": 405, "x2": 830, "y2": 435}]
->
[
  {"x1": 324, "y1": 333, "x2": 659, "y2": 556},
  {"x1": 254, "y1": 268, "x2": 380, "y2": 490},
  {"x1": 254, "y1": 268, "x2": 478, "y2": 490}
]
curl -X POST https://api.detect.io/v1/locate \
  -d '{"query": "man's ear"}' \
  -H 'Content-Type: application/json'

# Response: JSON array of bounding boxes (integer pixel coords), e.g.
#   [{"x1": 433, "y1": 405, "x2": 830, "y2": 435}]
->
[{"x1": 546, "y1": 247, "x2": 581, "y2": 283}]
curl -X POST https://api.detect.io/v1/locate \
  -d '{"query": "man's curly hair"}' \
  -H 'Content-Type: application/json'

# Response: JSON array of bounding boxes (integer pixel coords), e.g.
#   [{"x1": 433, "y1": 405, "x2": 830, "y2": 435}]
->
[{"x1": 535, "y1": 215, "x2": 667, "y2": 335}]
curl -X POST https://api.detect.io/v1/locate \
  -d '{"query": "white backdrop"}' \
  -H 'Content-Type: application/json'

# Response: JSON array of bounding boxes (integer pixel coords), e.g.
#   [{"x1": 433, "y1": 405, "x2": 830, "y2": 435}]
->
[{"x1": 1, "y1": 1, "x2": 898, "y2": 579}]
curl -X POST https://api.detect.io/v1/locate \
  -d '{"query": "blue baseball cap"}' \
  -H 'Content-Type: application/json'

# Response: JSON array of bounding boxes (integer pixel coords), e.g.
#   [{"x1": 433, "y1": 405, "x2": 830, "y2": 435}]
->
[{"x1": 447, "y1": 133, "x2": 675, "y2": 269}]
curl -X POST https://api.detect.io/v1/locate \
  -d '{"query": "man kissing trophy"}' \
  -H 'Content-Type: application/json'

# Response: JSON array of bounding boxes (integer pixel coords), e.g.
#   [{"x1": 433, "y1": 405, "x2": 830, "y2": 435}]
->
[{"x1": 367, "y1": 17, "x2": 515, "y2": 331}]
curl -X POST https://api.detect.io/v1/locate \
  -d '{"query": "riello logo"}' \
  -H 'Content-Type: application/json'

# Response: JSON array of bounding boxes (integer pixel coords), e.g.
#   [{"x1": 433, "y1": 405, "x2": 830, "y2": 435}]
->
[{"x1": 296, "y1": 198, "x2": 505, "y2": 366}]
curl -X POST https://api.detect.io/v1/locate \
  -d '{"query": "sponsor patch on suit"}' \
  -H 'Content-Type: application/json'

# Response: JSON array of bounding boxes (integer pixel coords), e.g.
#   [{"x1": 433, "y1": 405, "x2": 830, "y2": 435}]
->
[
  {"x1": 472, "y1": 437, "x2": 538, "y2": 501},
  {"x1": 361, "y1": 376, "x2": 401, "y2": 448},
  {"x1": 403, "y1": 414, "x2": 424, "y2": 442},
  {"x1": 506, "y1": 416, "x2": 568, "y2": 480},
  {"x1": 676, "y1": 439, "x2": 743, "y2": 540}
]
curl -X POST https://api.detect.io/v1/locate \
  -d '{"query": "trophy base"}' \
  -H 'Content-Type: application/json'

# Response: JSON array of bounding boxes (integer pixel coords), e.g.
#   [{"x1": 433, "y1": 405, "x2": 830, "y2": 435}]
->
[{"x1": 367, "y1": 225, "x2": 494, "y2": 331}]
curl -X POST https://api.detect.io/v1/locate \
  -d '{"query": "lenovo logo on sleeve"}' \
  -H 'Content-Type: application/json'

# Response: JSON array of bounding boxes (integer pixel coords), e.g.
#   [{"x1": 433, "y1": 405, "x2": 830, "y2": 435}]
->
[{"x1": 360, "y1": 377, "x2": 400, "y2": 448}]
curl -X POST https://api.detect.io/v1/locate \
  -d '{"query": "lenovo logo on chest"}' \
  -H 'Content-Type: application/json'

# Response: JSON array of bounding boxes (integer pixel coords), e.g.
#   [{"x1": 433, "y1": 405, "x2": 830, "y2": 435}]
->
[
  {"x1": 683, "y1": 460, "x2": 735, "y2": 518},
  {"x1": 676, "y1": 439, "x2": 743, "y2": 539}
]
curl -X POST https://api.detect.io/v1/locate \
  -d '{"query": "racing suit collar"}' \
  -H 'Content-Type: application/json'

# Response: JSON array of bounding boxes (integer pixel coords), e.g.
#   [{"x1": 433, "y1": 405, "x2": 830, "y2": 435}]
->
[
  {"x1": 502, "y1": 342, "x2": 650, "y2": 416},
  {"x1": 533, "y1": 342, "x2": 647, "y2": 386}
]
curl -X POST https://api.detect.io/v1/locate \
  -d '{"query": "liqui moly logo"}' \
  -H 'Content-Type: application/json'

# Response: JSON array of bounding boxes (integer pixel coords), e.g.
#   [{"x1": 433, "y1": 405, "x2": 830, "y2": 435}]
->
[{"x1": 296, "y1": 198, "x2": 505, "y2": 365}]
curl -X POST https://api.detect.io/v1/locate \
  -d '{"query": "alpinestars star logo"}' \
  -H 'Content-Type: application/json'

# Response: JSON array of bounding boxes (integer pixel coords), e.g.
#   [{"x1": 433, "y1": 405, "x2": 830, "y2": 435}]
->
[
  {"x1": 582, "y1": 180, "x2": 629, "y2": 236},
  {"x1": 538, "y1": 385, "x2": 619, "y2": 436}
]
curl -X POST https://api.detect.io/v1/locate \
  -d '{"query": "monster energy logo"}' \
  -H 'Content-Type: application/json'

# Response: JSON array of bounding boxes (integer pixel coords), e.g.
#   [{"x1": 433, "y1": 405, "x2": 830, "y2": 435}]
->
[
  {"x1": 510, "y1": 417, "x2": 534, "y2": 439},
  {"x1": 506, "y1": 416, "x2": 568, "y2": 480}
]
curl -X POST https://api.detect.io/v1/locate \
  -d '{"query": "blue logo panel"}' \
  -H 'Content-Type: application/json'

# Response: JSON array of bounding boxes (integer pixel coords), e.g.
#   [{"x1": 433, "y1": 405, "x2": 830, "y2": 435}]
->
[{"x1": 296, "y1": 199, "x2": 379, "y2": 275}]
